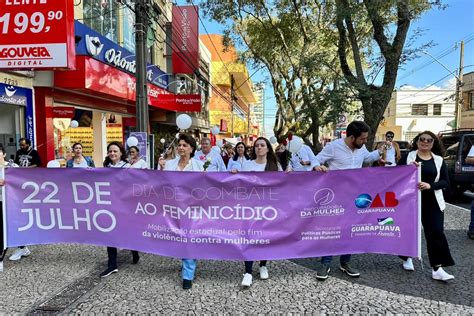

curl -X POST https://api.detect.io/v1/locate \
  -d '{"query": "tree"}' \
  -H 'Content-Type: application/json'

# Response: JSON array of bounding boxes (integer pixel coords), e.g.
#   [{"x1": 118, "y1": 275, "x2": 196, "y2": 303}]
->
[
  {"x1": 202, "y1": 0, "x2": 352, "y2": 148},
  {"x1": 334, "y1": 0, "x2": 441, "y2": 146}
]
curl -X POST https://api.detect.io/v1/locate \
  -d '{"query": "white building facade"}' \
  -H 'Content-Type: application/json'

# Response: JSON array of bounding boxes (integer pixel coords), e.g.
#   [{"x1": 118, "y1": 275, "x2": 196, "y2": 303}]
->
[{"x1": 377, "y1": 89, "x2": 455, "y2": 141}]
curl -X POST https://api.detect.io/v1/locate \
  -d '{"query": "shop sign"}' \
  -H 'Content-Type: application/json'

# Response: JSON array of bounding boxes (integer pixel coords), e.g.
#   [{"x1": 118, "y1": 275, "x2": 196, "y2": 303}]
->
[
  {"x1": 52, "y1": 106, "x2": 75, "y2": 118},
  {"x1": 153, "y1": 94, "x2": 201, "y2": 112},
  {"x1": 74, "y1": 21, "x2": 169, "y2": 89},
  {"x1": 0, "y1": 0, "x2": 75, "y2": 69},
  {"x1": 0, "y1": 82, "x2": 35, "y2": 146},
  {"x1": 172, "y1": 6, "x2": 199, "y2": 74}
]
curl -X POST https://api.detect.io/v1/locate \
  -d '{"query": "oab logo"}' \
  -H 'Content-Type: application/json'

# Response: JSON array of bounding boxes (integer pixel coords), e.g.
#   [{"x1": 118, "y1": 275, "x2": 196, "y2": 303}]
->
[{"x1": 355, "y1": 192, "x2": 399, "y2": 213}]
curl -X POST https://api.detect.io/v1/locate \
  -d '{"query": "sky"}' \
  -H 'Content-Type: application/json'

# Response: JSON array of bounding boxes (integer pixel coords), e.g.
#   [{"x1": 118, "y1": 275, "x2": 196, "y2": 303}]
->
[{"x1": 186, "y1": 0, "x2": 474, "y2": 137}]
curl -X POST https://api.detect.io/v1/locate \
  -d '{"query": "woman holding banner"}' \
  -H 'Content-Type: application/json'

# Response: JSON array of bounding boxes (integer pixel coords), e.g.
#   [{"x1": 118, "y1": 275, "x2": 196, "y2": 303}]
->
[
  {"x1": 99, "y1": 142, "x2": 140, "y2": 278},
  {"x1": 158, "y1": 133, "x2": 204, "y2": 290},
  {"x1": 237, "y1": 137, "x2": 282, "y2": 287},
  {"x1": 0, "y1": 145, "x2": 19, "y2": 271},
  {"x1": 227, "y1": 142, "x2": 250, "y2": 172},
  {"x1": 399, "y1": 131, "x2": 455, "y2": 281}
]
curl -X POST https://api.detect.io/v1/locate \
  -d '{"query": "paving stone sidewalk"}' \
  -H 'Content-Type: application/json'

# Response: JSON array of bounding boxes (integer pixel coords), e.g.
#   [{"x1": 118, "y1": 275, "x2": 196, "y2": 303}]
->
[{"x1": 0, "y1": 205, "x2": 472, "y2": 314}]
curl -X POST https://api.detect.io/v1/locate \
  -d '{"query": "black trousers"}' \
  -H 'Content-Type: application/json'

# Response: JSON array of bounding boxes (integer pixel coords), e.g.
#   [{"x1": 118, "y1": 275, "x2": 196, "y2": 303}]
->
[
  {"x1": 107, "y1": 247, "x2": 139, "y2": 269},
  {"x1": 401, "y1": 196, "x2": 454, "y2": 268},
  {"x1": 244, "y1": 260, "x2": 267, "y2": 274},
  {"x1": 0, "y1": 201, "x2": 6, "y2": 261}
]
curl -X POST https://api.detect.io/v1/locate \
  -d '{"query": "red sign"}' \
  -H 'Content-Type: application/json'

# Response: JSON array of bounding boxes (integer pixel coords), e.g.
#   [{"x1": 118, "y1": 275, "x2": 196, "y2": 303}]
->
[
  {"x1": 51, "y1": 106, "x2": 75, "y2": 118},
  {"x1": 172, "y1": 5, "x2": 199, "y2": 74},
  {"x1": 54, "y1": 56, "x2": 200, "y2": 112},
  {"x1": 153, "y1": 94, "x2": 201, "y2": 112},
  {"x1": 0, "y1": 0, "x2": 75, "y2": 69}
]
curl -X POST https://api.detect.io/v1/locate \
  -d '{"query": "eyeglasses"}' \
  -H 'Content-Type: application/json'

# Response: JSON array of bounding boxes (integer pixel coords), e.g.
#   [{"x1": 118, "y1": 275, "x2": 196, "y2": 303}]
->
[
  {"x1": 386, "y1": 135, "x2": 394, "y2": 139},
  {"x1": 419, "y1": 137, "x2": 434, "y2": 143}
]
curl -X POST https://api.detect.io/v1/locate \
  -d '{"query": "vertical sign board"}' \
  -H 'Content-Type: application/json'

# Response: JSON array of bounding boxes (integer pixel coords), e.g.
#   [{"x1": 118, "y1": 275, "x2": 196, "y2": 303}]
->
[
  {"x1": 171, "y1": 5, "x2": 199, "y2": 74},
  {"x1": 0, "y1": 0, "x2": 75, "y2": 69},
  {"x1": 0, "y1": 82, "x2": 35, "y2": 147},
  {"x1": 129, "y1": 132, "x2": 148, "y2": 163}
]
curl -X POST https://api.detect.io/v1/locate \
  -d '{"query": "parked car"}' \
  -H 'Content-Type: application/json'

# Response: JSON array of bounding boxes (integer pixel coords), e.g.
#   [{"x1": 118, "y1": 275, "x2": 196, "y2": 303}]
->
[{"x1": 438, "y1": 129, "x2": 474, "y2": 198}]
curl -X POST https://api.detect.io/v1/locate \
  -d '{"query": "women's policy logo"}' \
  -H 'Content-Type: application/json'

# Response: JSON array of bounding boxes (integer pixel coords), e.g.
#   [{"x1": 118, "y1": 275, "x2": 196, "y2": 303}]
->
[
  {"x1": 301, "y1": 188, "x2": 344, "y2": 218},
  {"x1": 355, "y1": 192, "x2": 399, "y2": 213}
]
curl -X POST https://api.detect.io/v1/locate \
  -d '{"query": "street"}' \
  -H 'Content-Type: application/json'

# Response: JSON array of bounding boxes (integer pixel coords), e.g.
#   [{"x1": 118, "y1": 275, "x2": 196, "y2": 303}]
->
[{"x1": 0, "y1": 205, "x2": 472, "y2": 314}]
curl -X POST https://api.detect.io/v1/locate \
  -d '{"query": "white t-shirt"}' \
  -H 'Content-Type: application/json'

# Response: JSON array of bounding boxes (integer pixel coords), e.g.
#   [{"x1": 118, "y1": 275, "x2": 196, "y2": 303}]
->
[
  {"x1": 242, "y1": 160, "x2": 283, "y2": 172},
  {"x1": 130, "y1": 159, "x2": 148, "y2": 169},
  {"x1": 385, "y1": 146, "x2": 397, "y2": 167},
  {"x1": 227, "y1": 157, "x2": 248, "y2": 171}
]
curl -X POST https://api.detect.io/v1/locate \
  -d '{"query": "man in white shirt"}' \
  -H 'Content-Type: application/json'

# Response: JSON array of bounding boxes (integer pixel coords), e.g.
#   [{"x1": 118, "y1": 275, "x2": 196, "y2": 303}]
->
[
  {"x1": 195, "y1": 137, "x2": 226, "y2": 172},
  {"x1": 311, "y1": 121, "x2": 384, "y2": 281}
]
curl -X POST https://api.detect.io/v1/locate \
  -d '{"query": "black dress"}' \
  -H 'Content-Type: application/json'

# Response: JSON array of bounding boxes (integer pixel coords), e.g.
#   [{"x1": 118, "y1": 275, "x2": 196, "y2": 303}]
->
[{"x1": 400, "y1": 154, "x2": 455, "y2": 268}]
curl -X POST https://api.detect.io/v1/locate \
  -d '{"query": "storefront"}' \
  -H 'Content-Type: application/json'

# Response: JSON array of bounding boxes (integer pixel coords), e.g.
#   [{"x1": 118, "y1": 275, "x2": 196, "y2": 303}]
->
[
  {"x1": 0, "y1": 80, "x2": 34, "y2": 161},
  {"x1": 34, "y1": 21, "x2": 200, "y2": 165}
]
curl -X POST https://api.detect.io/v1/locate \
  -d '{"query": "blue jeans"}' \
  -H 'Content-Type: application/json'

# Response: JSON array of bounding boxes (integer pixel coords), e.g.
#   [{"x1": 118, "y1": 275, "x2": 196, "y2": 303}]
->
[
  {"x1": 469, "y1": 200, "x2": 474, "y2": 232},
  {"x1": 321, "y1": 255, "x2": 351, "y2": 265},
  {"x1": 182, "y1": 259, "x2": 197, "y2": 280}
]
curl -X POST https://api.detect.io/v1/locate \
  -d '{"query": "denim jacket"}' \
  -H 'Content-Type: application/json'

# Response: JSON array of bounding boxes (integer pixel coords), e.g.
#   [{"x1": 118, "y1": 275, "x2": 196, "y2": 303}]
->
[{"x1": 66, "y1": 156, "x2": 95, "y2": 168}]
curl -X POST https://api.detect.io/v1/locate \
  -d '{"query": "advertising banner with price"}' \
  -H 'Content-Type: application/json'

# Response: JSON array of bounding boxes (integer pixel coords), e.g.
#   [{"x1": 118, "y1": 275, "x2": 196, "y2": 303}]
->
[{"x1": 0, "y1": 0, "x2": 75, "y2": 69}]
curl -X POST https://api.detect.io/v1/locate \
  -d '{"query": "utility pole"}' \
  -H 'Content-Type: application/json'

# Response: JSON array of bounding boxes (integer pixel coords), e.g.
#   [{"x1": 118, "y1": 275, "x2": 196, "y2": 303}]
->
[
  {"x1": 231, "y1": 74, "x2": 235, "y2": 138},
  {"x1": 135, "y1": 0, "x2": 149, "y2": 133},
  {"x1": 454, "y1": 41, "x2": 464, "y2": 129}
]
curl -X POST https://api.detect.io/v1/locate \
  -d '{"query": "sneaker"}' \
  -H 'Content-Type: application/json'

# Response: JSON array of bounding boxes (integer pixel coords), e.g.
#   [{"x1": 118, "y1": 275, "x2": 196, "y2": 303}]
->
[
  {"x1": 468, "y1": 231, "x2": 474, "y2": 240},
  {"x1": 182, "y1": 279, "x2": 192, "y2": 290},
  {"x1": 241, "y1": 273, "x2": 253, "y2": 287},
  {"x1": 9, "y1": 247, "x2": 31, "y2": 261},
  {"x1": 402, "y1": 258, "x2": 415, "y2": 271},
  {"x1": 259, "y1": 266, "x2": 269, "y2": 280},
  {"x1": 316, "y1": 264, "x2": 331, "y2": 281},
  {"x1": 100, "y1": 267, "x2": 118, "y2": 278},
  {"x1": 339, "y1": 262, "x2": 360, "y2": 278},
  {"x1": 432, "y1": 267, "x2": 454, "y2": 281}
]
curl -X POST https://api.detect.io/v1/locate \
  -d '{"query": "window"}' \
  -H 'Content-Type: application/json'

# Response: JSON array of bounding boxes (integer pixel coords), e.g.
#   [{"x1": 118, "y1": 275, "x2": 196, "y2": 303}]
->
[
  {"x1": 469, "y1": 92, "x2": 474, "y2": 110},
  {"x1": 411, "y1": 104, "x2": 428, "y2": 116},
  {"x1": 83, "y1": 0, "x2": 120, "y2": 43},
  {"x1": 433, "y1": 104, "x2": 442, "y2": 116}
]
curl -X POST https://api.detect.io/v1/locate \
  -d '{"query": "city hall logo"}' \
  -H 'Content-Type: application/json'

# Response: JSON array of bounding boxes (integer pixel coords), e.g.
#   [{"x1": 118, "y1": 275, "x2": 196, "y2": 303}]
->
[
  {"x1": 85, "y1": 35, "x2": 104, "y2": 57},
  {"x1": 351, "y1": 217, "x2": 401, "y2": 238},
  {"x1": 355, "y1": 192, "x2": 399, "y2": 214},
  {"x1": 301, "y1": 188, "x2": 344, "y2": 218}
]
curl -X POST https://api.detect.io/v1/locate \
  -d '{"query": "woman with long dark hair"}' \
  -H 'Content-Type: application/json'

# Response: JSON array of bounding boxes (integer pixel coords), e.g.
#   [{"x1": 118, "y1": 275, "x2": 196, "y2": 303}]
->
[
  {"x1": 227, "y1": 142, "x2": 250, "y2": 172},
  {"x1": 238, "y1": 137, "x2": 282, "y2": 287},
  {"x1": 158, "y1": 133, "x2": 204, "y2": 290},
  {"x1": 399, "y1": 131, "x2": 455, "y2": 281},
  {"x1": 100, "y1": 142, "x2": 140, "y2": 278}
]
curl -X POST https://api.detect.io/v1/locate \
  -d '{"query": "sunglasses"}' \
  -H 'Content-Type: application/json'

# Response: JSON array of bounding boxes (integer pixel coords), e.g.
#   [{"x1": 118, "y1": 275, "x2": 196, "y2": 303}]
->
[
  {"x1": 386, "y1": 135, "x2": 394, "y2": 139},
  {"x1": 418, "y1": 137, "x2": 434, "y2": 143}
]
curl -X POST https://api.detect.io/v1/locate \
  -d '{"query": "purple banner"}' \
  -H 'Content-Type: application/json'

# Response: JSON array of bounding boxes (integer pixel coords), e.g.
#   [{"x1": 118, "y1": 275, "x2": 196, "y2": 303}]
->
[{"x1": 3, "y1": 166, "x2": 420, "y2": 260}]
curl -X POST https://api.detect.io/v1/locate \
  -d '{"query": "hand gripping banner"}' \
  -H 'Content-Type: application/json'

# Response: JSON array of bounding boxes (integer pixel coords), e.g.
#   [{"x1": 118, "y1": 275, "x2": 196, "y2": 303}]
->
[{"x1": 3, "y1": 166, "x2": 420, "y2": 260}]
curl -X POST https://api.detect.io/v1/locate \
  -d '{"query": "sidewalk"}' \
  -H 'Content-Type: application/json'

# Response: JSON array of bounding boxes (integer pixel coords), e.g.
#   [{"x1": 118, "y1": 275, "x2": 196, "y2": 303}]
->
[{"x1": 0, "y1": 205, "x2": 472, "y2": 314}]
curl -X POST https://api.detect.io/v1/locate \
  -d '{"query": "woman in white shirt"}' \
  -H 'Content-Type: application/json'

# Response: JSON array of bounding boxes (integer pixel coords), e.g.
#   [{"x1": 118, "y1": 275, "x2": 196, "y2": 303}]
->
[
  {"x1": 128, "y1": 146, "x2": 148, "y2": 169},
  {"x1": 227, "y1": 142, "x2": 250, "y2": 172},
  {"x1": 158, "y1": 134, "x2": 204, "y2": 290},
  {"x1": 99, "y1": 142, "x2": 140, "y2": 278},
  {"x1": 239, "y1": 137, "x2": 282, "y2": 287},
  {"x1": 0, "y1": 145, "x2": 18, "y2": 271}
]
